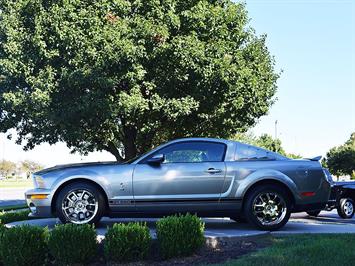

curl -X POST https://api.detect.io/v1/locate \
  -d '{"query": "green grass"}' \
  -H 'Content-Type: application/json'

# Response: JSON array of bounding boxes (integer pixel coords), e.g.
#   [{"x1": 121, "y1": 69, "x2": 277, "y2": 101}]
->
[
  {"x1": 217, "y1": 234, "x2": 355, "y2": 266},
  {"x1": 0, "y1": 209, "x2": 32, "y2": 224},
  {"x1": 0, "y1": 179, "x2": 33, "y2": 188},
  {"x1": 0, "y1": 204, "x2": 28, "y2": 212}
]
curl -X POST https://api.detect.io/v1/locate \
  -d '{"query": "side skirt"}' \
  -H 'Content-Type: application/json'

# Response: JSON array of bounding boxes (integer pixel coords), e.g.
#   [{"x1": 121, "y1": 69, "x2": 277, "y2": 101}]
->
[{"x1": 108, "y1": 198, "x2": 242, "y2": 218}]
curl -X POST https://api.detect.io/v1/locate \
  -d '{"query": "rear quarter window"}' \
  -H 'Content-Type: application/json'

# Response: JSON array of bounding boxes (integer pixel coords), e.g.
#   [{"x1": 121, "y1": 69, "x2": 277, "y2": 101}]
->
[{"x1": 235, "y1": 143, "x2": 276, "y2": 161}]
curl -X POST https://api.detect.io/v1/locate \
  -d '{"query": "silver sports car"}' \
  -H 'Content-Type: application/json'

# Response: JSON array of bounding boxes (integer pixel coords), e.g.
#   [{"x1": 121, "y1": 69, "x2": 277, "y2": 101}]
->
[{"x1": 26, "y1": 138, "x2": 331, "y2": 230}]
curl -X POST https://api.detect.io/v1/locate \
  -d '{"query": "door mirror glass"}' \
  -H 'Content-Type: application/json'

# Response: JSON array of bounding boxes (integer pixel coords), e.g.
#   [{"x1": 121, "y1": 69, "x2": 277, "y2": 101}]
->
[{"x1": 147, "y1": 154, "x2": 165, "y2": 165}]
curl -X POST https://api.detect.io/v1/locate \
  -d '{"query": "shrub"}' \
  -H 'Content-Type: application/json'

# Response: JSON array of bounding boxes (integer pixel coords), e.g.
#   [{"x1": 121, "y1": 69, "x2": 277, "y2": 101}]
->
[
  {"x1": 0, "y1": 223, "x2": 5, "y2": 263},
  {"x1": 0, "y1": 225, "x2": 48, "y2": 266},
  {"x1": 0, "y1": 210, "x2": 31, "y2": 224},
  {"x1": 156, "y1": 213, "x2": 205, "y2": 259},
  {"x1": 104, "y1": 222, "x2": 151, "y2": 262},
  {"x1": 48, "y1": 223, "x2": 97, "y2": 265}
]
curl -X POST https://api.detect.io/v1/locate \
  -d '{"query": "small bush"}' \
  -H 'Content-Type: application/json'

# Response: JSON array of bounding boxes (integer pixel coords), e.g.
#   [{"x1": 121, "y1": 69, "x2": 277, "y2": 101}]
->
[
  {"x1": 0, "y1": 225, "x2": 48, "y2": 266},
  {"x1": 0, "y1": 210, "x2": 30, "y2": 224},
  {"x1": 104, "y1": 222, "x2": 151, "y2": 262},
  {"x1": 0, "y1": 223, "x2": 5, "y2": 263},
  {"x1": 48, "y1": 223, "x2": 97, "y2": 265},
  {"x1": 156, "y1": 213, "x2": 205, "y2": 259}
]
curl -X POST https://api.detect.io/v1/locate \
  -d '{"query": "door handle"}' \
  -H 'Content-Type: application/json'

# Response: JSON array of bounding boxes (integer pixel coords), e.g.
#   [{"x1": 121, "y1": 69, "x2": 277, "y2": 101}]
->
[{"x1": 205, "y1": 168, "x2": 222, "y2": 174}]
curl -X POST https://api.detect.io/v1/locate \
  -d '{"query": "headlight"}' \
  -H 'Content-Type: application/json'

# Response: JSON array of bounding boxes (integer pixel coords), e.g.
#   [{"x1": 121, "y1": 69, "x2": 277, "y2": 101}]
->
[{"x1": 34, "y1": 175, "x2": 45, "y2": 188}]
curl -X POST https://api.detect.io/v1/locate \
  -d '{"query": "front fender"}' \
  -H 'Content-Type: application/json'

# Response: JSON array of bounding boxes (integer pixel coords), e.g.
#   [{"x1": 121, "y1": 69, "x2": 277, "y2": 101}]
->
[
  {"x1": 50, "y1": 169, "x2": 111, "y2": 200},
  {"x1": 235, "y1": 169, "x2": 301, "y2": 202}
]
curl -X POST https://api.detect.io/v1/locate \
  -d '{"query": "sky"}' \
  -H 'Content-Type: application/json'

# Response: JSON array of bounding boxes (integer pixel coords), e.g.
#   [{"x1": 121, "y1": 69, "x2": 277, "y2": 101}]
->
[{"x1": 0, "y1": 0, "x2": 354, "y2": 167}]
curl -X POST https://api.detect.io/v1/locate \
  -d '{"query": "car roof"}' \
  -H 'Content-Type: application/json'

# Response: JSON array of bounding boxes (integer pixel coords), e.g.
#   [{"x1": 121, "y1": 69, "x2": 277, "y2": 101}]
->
[{"x1": 167, "y1": 137, "x2": 235, "y2": 145}]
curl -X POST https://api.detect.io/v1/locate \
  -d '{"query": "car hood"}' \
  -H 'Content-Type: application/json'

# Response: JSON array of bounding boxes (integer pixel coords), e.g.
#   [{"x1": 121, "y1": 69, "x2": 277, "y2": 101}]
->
[{"x1": 35, "y1": 161, "x2": 120, "y2": 175}]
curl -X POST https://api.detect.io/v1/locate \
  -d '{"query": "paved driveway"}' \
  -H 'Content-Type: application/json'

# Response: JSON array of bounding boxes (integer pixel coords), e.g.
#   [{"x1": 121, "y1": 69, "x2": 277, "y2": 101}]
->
[{"x1": 7, "y1": 210, "x2": 355, "y2": 240}]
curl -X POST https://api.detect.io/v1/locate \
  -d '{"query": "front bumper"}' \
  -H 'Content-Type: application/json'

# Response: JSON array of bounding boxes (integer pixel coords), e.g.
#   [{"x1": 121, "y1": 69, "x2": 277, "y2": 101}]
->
[{"x1": 25, "y1": 188, "x2": 53, "y2": 218}]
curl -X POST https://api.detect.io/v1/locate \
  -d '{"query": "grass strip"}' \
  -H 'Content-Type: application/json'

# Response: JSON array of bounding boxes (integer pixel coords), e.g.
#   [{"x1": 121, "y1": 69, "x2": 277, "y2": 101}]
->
[
  {"x1": 0, "y1": 204, "x2": 28, "y2": 212},
  {"x1": 215, "y1": 234, "x2": 355, "y2": 266},
  {"x1": 0, "y1": 210, "x2": 32, "y2": 224}
]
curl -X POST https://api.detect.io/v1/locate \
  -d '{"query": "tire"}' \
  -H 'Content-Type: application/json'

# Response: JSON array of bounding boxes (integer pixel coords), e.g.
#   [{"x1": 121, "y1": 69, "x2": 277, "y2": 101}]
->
[
  {"x1": 337, "y1": 198, "x2": 354, "y2": 219},
  {"x1": 244, "y1": 185, "x2": 291, "y2": 231},
  {"x1": 306, "y1": 210, "x2": 321, "y2": 217},
  {"x1": 56, "y1": 181, "x2": 106, "y2": 225}
]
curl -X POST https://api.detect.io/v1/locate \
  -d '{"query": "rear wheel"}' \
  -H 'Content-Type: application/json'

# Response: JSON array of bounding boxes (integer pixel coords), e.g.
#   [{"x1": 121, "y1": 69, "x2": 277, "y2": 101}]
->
[
  {"x1": 56, "y1": 182, "x2": 106, "y2": 225},
  {"x1": 306, "y1": 210, "x2": 321, "y2": 217},
  {"x1": 244, "y1": 185, "x2": 291, "y2": 231},
  {"x1": 337, "y1": 198, "x2": 354, "y2": 219}
]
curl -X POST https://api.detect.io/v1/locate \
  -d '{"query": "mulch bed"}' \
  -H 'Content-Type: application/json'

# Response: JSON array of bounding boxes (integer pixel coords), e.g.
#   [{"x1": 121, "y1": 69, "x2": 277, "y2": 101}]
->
[{"x1": 91, "y1": 235, "x2": 272, "y2": 266}]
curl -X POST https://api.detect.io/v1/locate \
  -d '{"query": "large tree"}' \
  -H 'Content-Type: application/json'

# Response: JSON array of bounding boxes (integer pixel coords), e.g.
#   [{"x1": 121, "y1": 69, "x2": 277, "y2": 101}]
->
[
  {"x1": 20, "y1": 160, "x2": 43, "y2": 175},
  {"x1": 324, "y1": 133, "x2": 355, "y2": 177},
  {"x1": 0, "y1": 160, "x2": 16, "y2": 177},
  {"x1": 0, "y1": 0, "x2": 279, "y2": 161}
]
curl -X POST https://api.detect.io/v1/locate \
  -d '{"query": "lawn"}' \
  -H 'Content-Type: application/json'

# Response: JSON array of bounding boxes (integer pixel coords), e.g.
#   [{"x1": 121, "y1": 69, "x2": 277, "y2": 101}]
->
[
  {"x1": 216, "y1": 234, "x2": 355, "y2": 266},
  {"x1": 0, "y1": 179, "x2": 33, "y2": 188},
  {"x1": 0, "y1": 204, "x2": 28, "y2": 212},
  {"x1": 0, "y1": 209, "x2": 31, "y2": 224}
]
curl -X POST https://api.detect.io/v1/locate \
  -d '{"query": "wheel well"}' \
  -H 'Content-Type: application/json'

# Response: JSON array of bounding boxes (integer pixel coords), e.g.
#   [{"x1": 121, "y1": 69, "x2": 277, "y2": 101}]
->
[
  {"x1": 341, "y1": 189, "x2": 355, "y2": 201},
  {"x1": 242, "y1": 179, "x2": 296, "y2": 210},
  {"x1": 51, "y1": 178, "x2": 109, "y2": 215}
]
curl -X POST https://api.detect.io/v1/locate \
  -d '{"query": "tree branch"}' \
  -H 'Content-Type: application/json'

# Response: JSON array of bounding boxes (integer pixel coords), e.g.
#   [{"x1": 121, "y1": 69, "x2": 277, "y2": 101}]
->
[{"x1": 103, "y1": 141, "x2": 124, "y2": 162}]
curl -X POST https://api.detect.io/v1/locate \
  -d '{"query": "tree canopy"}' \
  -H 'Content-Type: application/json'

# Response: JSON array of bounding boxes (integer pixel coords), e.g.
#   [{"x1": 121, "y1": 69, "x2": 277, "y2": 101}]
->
[
  {"x1": 20, "y1": 160, "x2": 43, "y2": 174},
  {"x1": 324, "y1": 133, "x2": 355, "y2": 177},
  {"x1": 0, "y1": 160, "x2": 16, "y2": 177},
  {"x1": 0, "y1": 0, "x2": 279, "y2": 161}
]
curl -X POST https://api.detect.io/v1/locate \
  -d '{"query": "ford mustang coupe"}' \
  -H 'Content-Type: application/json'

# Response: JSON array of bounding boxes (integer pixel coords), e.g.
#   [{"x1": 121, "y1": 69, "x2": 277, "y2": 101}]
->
[{"x1": 26, "y1": 138, "x2": 331, "y2": 230}]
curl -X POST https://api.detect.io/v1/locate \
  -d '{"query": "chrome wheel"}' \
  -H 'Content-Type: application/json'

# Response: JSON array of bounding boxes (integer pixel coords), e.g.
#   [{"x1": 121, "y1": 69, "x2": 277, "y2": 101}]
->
[
  {"x1": 62, "y1": 189, "x2": 98, "y2": 224},
  {"x1": 344, "y1": 201, "x2": 353, "y2": 216},
  {"x1": 253, "y1": 192, "x2": 287, "y2": 226}
]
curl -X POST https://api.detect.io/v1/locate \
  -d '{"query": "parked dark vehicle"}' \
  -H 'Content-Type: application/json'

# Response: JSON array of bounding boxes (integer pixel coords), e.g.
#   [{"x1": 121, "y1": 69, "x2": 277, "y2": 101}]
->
[{"x1": 307, "y1": 169, "x2": 354, "y2": 219}]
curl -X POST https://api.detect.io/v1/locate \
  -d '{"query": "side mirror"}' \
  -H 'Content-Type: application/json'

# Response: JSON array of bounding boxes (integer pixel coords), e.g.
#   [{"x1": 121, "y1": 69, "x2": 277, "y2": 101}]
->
[{"x1": 147, "y1": 154, "x2": 165, "y2": 165}]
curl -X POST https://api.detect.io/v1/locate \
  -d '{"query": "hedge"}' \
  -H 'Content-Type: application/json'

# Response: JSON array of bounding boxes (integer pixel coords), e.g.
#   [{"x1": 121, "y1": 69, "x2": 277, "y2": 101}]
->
[
  {"x1": 156, "y1": 213, "x2": 205, "y2": 258},
  {"x1": 48, "y1": 223, "x2": 97, "y2": 265},
  {"x1": 104, "y1": 222, "x2": 151, "y2": 262},
  {"x1": 0, "y1": 213, "x2": 206, "y2": 264},
  {"x1": 0, "y1": 225, "x2": 48, "y2": 266}
]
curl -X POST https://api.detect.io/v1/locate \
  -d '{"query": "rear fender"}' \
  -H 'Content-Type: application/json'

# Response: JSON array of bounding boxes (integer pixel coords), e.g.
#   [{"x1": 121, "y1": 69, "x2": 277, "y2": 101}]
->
[{"x1": 235, "y1": 169, "x2": 300, "y2": 201}]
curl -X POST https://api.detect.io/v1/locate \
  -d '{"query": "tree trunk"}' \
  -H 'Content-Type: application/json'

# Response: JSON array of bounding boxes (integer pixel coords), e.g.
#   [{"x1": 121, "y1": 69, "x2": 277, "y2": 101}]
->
[{"x1": 122, "y1": 126, "x2": 138, "y2": 160}]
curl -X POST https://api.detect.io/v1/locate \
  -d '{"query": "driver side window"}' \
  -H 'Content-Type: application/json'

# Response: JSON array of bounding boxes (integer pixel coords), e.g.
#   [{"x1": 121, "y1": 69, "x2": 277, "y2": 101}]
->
[{"x1": 147, "y1": 141, "x2": 226, "y2": 163}]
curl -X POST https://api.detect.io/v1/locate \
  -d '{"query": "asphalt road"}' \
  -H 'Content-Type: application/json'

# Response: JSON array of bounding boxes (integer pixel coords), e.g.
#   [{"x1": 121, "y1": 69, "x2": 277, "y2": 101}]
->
[
  {"x1": 0, "y1": 188, "x2": 28, "y2": 207},
  {"x1": 3, "y1": 188, "x2": 355, "y2": 237},
  {"x1": 7, "y1": 210, "x2": 355, "y2": 240}
]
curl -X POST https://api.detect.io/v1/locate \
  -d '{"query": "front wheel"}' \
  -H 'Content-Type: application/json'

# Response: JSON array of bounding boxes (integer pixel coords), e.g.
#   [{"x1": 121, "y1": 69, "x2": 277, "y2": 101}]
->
[
  {"x1": 337, "y1": 198, "x2": 354, "y2": 219},
  {"x1": 56, "y1": 182, "x2": 106, "y2": 225},
  {"x1": 244, "y1": 185, "x2": 291, "y2": 231}
]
